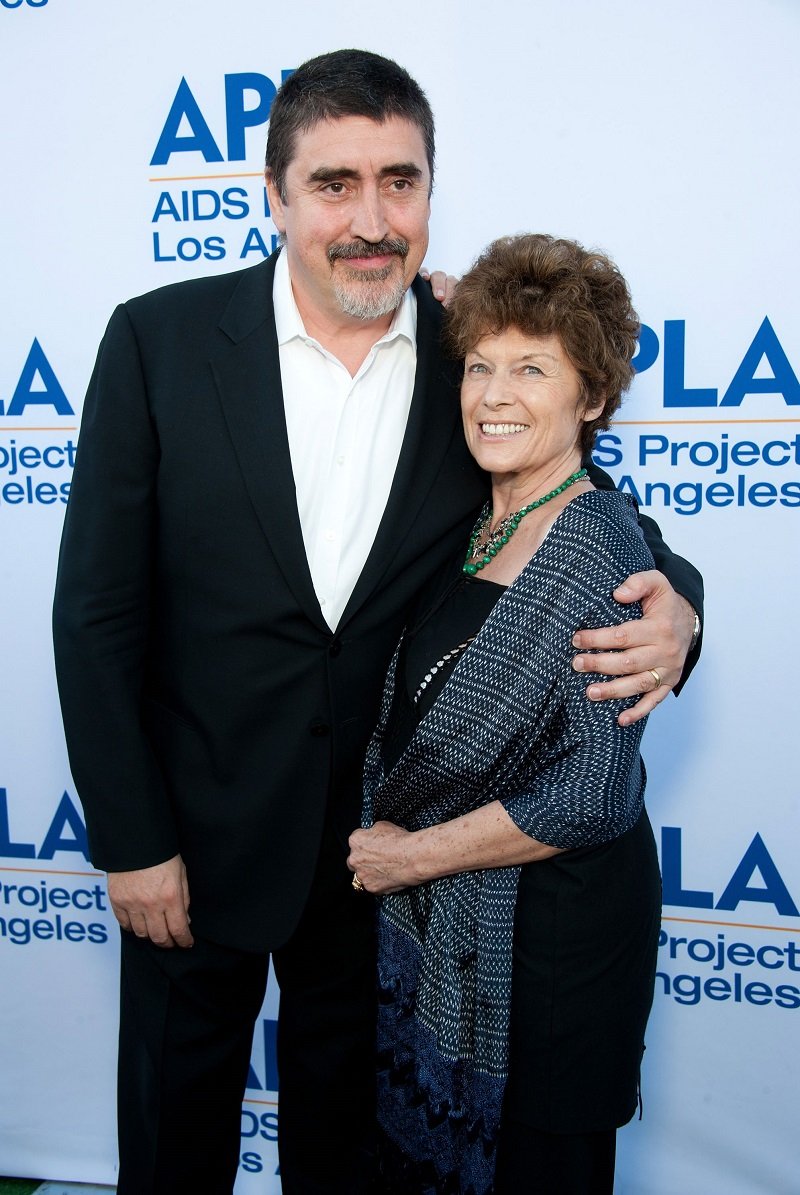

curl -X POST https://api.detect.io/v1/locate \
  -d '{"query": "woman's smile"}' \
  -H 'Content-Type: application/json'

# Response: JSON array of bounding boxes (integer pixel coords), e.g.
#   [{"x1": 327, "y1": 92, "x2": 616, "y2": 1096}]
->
[{"x1": 479, "y1": 422, "x2": 530, "y2": 437}]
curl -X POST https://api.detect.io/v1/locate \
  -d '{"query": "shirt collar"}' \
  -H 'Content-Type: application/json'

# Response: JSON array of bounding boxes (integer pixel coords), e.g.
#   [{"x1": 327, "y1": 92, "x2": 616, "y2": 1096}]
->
[{"x1": 272, "y1": 246, "x2": 417, "y2": 351}]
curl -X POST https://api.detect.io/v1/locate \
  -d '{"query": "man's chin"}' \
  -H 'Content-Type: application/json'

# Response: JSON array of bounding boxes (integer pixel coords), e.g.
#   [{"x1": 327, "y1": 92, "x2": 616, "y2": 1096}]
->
[{"x1": 333, "y1": 275, "x2": 408, "y2": 321}]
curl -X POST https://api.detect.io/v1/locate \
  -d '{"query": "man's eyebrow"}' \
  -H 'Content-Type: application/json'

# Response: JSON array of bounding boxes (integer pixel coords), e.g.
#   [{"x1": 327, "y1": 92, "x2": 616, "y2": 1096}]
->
[
  {"x1": 307, "y1": 166, "x2": 361, "y2": 184},
  {"x1": 378, "y1": 162, "x2": 424, "y2": 180},
  {"x1": 306, "y1": 162, "x2": 424, "y2": 184}
]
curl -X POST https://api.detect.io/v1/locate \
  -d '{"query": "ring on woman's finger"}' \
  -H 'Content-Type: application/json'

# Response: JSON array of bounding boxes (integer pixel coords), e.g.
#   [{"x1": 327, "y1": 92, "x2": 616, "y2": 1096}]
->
[
  {"x1": 648, "y1": 668, "x2": 663, "y2": 690},
  {"x1": 351, "y1": 872, "x2": 365, "y2": 892}
]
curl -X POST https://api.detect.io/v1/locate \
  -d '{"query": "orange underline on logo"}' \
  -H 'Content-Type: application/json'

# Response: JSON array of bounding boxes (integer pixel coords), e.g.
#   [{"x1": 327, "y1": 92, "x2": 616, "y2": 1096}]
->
[
  {"x1": 242, "y1": 1097, "x2": 279, "y2": 1107},
  {"x1": 1, "y1": 427, "x2": 78, "y2": 432},
  {"x1": 149, "y1": 172, "x2": 264, "y2": 182},
  {"x1": 0, "y1": 865, "x2": 103, "y2": 878},
  {"x1": 614, "y1": 418, "x2": 800, "y2": 426},
  {"x1": 662, "y1": 915, "x2": 800, "y2": 934}
]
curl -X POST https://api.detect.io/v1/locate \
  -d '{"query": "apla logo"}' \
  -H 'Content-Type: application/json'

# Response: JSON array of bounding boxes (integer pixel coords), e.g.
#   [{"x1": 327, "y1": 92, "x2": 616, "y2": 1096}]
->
[
  {"x1": 662, "y1": 826, "x2": 798, "y2": 917},
  {"x1": 1, "y1": 340, "x2": 73, "y2": 418},
  {"x1": 634, "y1": 318, "x2": 800, "y2": 409},
  {"x1": 151, "y1": 72, "x2": 294, "y2": 166},
  {"x1": 0, "y1": 788, "x2": 88, "y2": 861}
]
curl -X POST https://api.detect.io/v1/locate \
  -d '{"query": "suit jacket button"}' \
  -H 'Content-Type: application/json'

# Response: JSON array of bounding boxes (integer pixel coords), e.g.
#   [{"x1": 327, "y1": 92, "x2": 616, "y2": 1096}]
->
[
  {"x1": 309, "y1": 720, "x2": 330, "y2": 737},
  {"x1": 328, "y1": 640, "x2": 341, "y2": 658}
]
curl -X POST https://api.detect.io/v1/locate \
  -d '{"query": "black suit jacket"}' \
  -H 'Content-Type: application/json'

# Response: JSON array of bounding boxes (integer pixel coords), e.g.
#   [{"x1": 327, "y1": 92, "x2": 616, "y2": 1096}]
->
[{"x1": 53, "y1": 252, "x2": 702, "y2": 952}]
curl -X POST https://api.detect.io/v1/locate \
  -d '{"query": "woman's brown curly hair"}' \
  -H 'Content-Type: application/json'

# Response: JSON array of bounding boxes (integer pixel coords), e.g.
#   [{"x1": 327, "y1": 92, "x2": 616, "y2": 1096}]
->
[{"x1": 445, "y1": 233, "x2": 640, "y2": 456}]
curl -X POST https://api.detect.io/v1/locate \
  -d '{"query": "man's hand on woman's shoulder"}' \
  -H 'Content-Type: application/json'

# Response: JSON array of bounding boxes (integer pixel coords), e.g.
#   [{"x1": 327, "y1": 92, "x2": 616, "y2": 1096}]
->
[{"x1": 571, "y1": 569, "x2": 698, "y2": 726}]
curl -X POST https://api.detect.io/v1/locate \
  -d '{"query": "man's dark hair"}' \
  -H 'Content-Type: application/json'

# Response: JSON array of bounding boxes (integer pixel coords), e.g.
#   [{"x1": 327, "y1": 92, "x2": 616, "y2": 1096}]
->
[{"x1": 266, "y1": 49, "x2": 435, "y2": 200}]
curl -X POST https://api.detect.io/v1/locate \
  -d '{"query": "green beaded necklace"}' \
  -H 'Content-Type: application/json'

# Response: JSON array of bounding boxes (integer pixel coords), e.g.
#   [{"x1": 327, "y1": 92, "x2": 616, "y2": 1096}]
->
[{"x1": 463, "y1": 467, "x2": 588, "y2": 576}]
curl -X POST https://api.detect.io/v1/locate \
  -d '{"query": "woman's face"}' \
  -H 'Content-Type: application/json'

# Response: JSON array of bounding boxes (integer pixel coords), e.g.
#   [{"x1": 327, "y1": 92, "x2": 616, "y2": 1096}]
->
[{"x1": 460, "y1": 328, "x2": 603, "y2": 487}]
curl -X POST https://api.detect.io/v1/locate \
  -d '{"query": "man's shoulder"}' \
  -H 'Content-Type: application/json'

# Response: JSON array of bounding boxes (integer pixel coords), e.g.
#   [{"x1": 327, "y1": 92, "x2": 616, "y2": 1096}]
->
[
  {"x1": 411, "y1": 272, "x2": 445, "y2": 336},
  {"x1": 411, "y1": 272, "x2": 463, "y2": 396},
  {"x1": 122, "y1": 256, "x2": 276, "y2": 326}
]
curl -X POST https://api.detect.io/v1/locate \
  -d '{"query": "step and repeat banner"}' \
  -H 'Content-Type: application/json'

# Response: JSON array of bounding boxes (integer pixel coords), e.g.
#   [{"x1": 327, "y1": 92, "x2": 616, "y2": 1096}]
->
[{"x1": 1, "y1": 1, "x2": 798, "y2": 1192}]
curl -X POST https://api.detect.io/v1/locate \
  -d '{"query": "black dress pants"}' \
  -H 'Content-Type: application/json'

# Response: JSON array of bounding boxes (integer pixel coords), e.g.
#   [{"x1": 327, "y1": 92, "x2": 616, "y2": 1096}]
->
[{"x1": 116, "y1": 821, "x2": 377, "y2": 1195}]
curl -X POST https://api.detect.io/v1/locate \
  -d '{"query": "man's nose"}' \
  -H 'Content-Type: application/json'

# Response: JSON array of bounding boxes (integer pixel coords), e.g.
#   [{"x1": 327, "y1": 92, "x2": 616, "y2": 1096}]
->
[{"x1": 349, "y1": 186, "x2": 390, "y2": 243}]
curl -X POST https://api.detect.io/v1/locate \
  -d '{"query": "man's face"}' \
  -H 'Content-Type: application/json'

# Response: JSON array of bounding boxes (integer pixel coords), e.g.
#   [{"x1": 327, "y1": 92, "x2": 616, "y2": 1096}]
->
[{"x1": 266, "y1": 115, "x2": 431, "y2": 326}]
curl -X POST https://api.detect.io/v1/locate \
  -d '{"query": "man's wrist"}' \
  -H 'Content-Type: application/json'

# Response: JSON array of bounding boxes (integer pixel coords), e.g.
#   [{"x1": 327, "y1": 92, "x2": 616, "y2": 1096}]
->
[{"x1": 688, "y1": 609, "x2": 702, "y2": 651}]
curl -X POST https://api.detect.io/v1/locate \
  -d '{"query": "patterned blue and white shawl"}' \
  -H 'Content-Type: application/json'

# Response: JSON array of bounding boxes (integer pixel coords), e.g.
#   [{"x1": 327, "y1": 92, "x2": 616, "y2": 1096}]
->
[{"x1": 362, "y1": 490, "x2": 655, "y2": 1193}]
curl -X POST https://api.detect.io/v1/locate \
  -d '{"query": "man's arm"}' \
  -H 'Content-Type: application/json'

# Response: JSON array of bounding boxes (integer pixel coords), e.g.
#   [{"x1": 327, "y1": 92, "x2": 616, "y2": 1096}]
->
[
  {"x1": 53, "y1": 305, "x2": 191, "y2": 947},
  {"x1": 577, "y1": 462, "x2": 704, "y2": 724}
]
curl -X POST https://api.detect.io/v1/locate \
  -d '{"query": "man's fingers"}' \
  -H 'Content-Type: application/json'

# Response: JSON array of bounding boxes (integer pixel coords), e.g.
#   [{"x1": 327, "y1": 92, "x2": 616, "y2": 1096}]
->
[
  {"x1": 584, "y1": 670, "x2": 673, "y2": 724},
  {"x1": 612, "y1": 569, "x2": 666, "y2": 603},
  {"x1": 574, "y1": 648, "x2": 641, "y2": 676},
  {"x1": 421, "y1": 268, "x2": 459, "y2": 305},
  {"x1": 126, "y1": 909, "x2": 150, "y2": 939},
  {"x1": 616, "y1": 687, "x2": 669, "y2": 726},
  {"x1": 116, "y1": 905, "x2": 185, "y2": 948},
  {"x1": 113, "y1": 907, "x2": 133, "y2": 934},
  {"x1": 573, "y1": 623, "x2": 642, "y2": 652},
  {"x1": 107, "y1": 854, "x2": 193, "y2": 949},
  {"x1": 124, "y1": 900, "x2": 192, "y2": 948},
  {"x1": 143, "y1": 913, "x2": 178, "y2": 949},
  {"x1": 572, "y1": 569, "x2": 692, "y2": 718},
  {"x1": 573, "y1": 649, "x2": 681, "y2": 688},
  {"x1": 164, "y1": 907, "x2": 194, "y2": 949}
]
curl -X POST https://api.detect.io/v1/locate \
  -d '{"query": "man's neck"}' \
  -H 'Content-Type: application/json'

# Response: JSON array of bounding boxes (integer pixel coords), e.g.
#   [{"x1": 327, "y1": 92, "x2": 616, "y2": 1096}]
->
[
  {"x1": 281, "y1": 251, "x2": 407, "y2": 375},
  {"x1": 295, "y1": 296, "x2": 397, "y2": 377}
]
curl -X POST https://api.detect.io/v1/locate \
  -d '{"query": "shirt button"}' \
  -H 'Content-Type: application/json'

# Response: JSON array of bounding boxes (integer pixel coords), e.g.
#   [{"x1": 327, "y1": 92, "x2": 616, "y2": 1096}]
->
[
  {"x1": 336, "y1": 455, "x2": 345, "y2": 466},
  {"x1": 324, "y1": 530, "x2": 335, "y2": 542}
]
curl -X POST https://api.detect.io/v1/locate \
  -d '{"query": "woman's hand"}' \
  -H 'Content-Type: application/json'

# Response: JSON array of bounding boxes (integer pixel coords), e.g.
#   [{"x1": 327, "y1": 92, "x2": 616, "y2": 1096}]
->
[
  {"x1": 349, "y1": 805, "x2": 563, "y2": 894},
  {"x1": 347, "y1": 821, "x2": 421, "y2": 894}
]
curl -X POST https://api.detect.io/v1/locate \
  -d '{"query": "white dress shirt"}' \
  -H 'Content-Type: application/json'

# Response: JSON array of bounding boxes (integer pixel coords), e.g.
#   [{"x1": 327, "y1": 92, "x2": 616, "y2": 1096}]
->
[{"x1": 273, "y1": 249, "x2": 418, "y2": 630}]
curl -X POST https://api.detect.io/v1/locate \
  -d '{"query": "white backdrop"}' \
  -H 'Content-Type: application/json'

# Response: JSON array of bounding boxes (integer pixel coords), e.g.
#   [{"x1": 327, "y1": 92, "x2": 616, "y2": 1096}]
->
[{"x1": 1, "y1": 1, "x2": 798, "y2": 1191}]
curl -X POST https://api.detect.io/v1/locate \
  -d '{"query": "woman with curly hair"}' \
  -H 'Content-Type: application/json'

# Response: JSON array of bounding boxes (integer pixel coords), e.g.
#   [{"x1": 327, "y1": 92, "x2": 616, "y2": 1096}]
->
[{"x1": 349, "y1": 234, "x2": 664, "y2": 1194}]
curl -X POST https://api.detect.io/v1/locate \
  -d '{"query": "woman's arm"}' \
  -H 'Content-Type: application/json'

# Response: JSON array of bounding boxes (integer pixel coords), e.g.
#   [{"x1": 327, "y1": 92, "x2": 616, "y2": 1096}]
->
[
  {"x1": 587, "y1": 461, "x2": 704, "y2": 620},
  {"x1": 348, "y1": 804, "x2": 562, "y2": 895},
  {"x1": 352, "y1": 496, "x2": 653, "y2": 895},
  {"x1": 582, "y1": 461, "x2": 704, "y2": 718}
]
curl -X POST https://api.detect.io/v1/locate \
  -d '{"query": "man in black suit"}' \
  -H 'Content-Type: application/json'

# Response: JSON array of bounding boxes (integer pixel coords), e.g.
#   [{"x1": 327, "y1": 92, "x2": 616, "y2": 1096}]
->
[{"x1": 53, "y1": 49, "x2": 702, "y2": 1195}]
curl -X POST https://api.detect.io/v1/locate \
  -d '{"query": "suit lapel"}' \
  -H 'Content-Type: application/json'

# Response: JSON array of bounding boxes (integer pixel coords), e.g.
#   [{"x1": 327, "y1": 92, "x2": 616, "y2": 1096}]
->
[
  {"x1": 338, "y1": 277, "x2": 464, "y2": 625},
  {"x1": 210, "y1": 253, "x2": 328, "y2": 631}
]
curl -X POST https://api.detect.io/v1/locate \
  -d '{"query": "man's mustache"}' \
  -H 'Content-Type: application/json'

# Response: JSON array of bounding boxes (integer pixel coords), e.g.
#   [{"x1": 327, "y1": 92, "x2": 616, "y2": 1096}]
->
[{"x1": 328, "y1": 237, "x2": 409, "y2": 264}]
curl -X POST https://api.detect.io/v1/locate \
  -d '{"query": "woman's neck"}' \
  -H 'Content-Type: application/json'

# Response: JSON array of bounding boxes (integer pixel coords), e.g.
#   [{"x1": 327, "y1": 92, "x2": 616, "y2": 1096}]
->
[{"x1": 489, "y1": 454, "x2": 585, "y2": 525}]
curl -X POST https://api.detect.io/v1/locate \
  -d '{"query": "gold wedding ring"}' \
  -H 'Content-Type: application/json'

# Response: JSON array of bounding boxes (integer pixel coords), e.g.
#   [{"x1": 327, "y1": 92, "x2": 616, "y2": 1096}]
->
[
  {"x1": 351, "y1": 873, "x2": 364, "y2": 892},
  {"x1": 649, "y1": 668, "x2": 663, "y2": 690}
]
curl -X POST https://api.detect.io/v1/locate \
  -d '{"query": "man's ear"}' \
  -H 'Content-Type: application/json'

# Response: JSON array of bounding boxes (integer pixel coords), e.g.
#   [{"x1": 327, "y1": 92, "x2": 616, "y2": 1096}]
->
[{"x1": 265, "y1": 170, "x2": 286, "y2": 235}]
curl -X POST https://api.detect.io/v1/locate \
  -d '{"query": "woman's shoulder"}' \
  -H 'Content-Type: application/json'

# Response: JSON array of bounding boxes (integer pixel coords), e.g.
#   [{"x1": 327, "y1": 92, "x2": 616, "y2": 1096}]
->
[
  {"x1": 521, "y1": 489, "x2": 654, "y2": 589},
  {"x1": 562, "y1": 486, "x2": 639, "y2": 526},
  {"x1": 556, "y1": 489, "x2": 648, "y2": 554}
]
